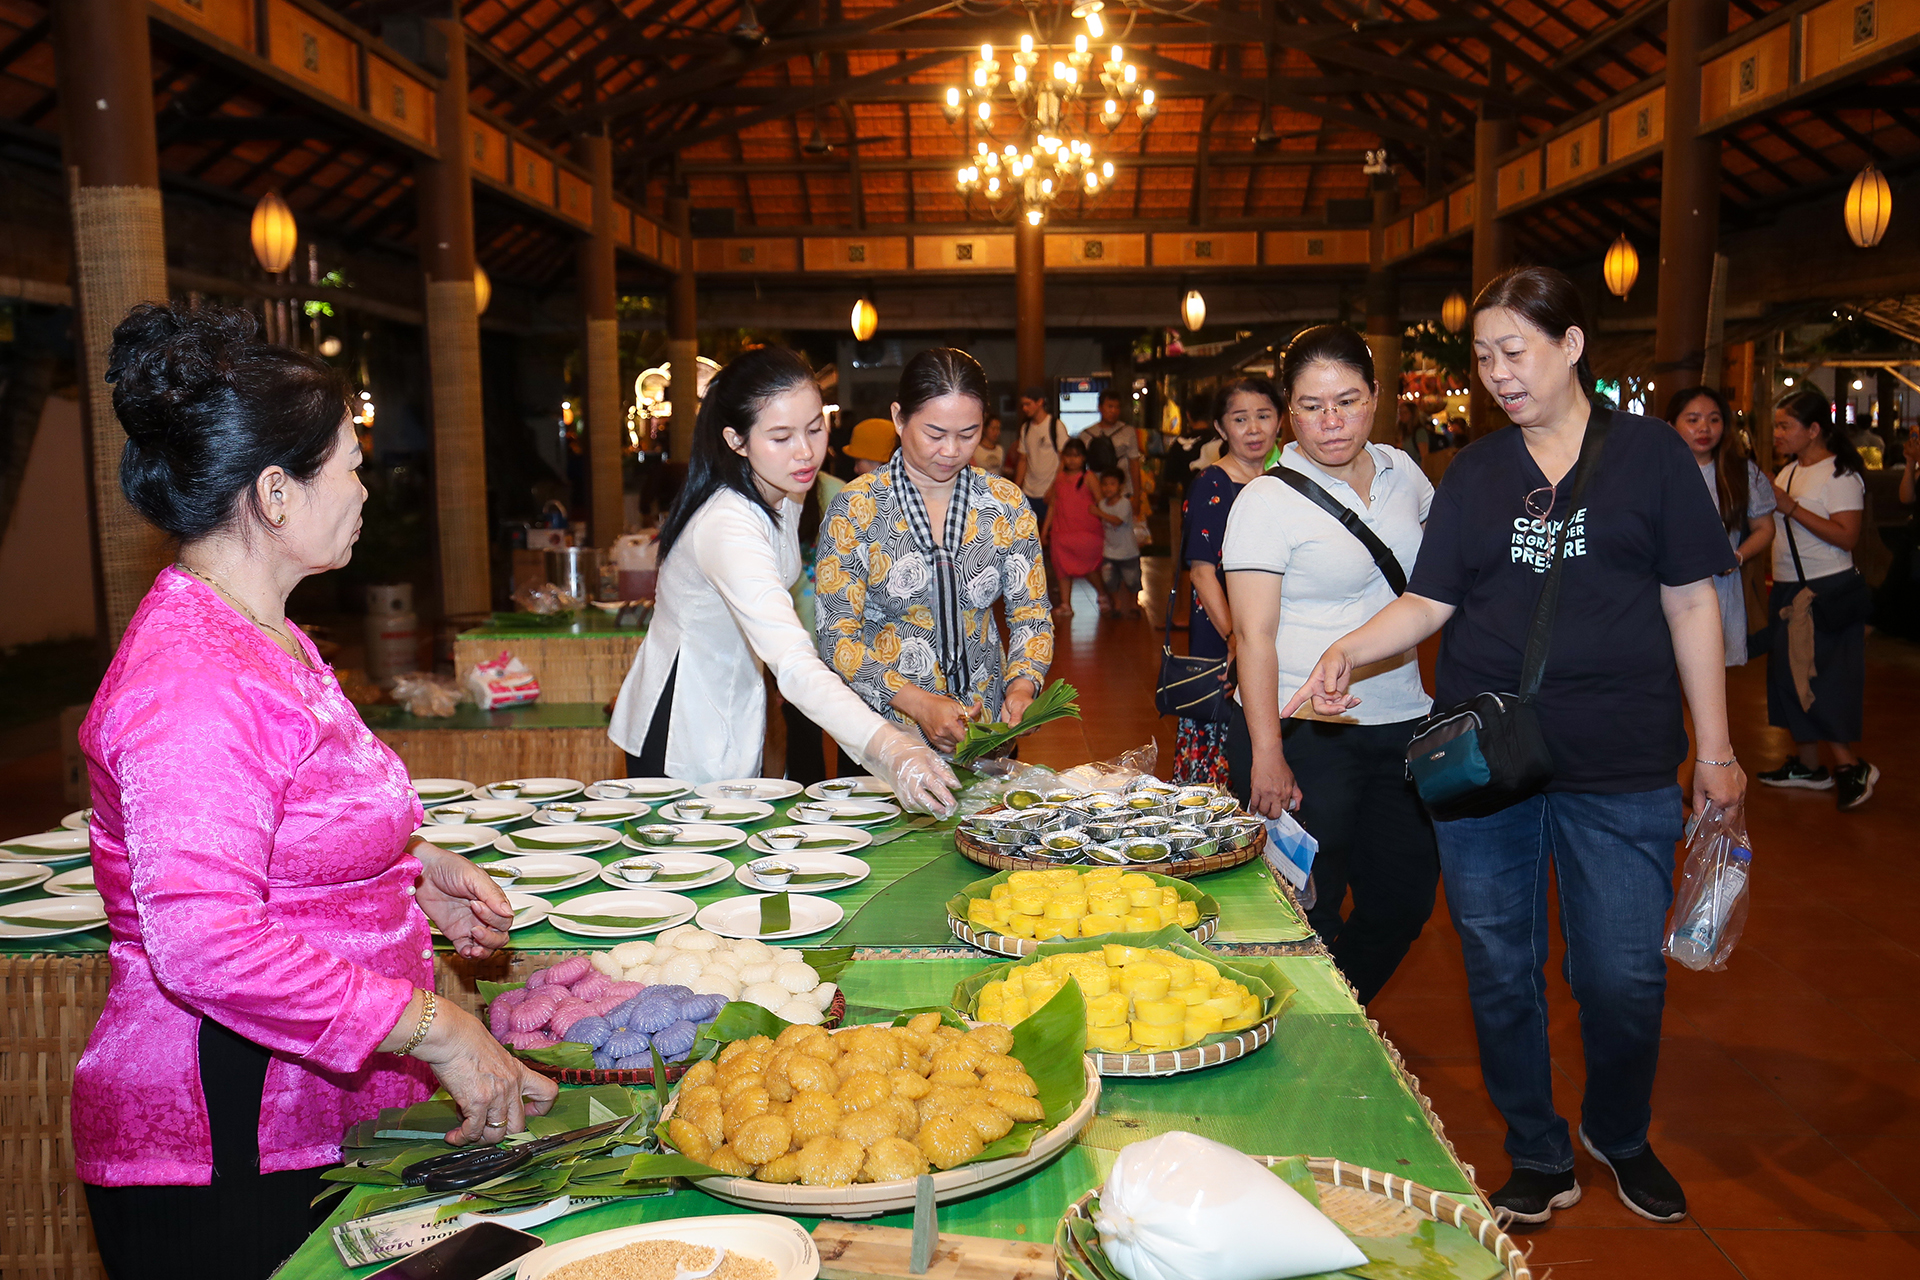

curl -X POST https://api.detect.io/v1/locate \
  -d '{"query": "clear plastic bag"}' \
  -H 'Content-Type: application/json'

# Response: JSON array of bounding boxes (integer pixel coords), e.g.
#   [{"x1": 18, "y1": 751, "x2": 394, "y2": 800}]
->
[
  {"x1": 389, "y1": 672, "x2": 466, "y2": 718},
  {"x1": 1664, "y1": 799, "x2": 1753, "y2": 972},
  {"x1": 956, "y1": 742, "x2": 1160, "y2": 815}
]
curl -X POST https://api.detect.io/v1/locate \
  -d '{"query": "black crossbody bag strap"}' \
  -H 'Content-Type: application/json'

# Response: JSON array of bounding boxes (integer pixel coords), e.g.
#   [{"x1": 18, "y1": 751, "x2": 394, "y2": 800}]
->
[
  {"x1": 1780, "y1": 462, "x2": 1810, "y2": 584},
  {"x1": 1518, "y1": 408, "x2": 1612, "y2": 699},
  {"x1": 1267, "y1": 465, "x2": 1408, "y2": 596}
]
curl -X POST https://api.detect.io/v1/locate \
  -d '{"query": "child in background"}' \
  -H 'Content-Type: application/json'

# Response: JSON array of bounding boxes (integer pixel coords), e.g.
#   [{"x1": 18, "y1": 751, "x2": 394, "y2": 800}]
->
[
  {"x1": 1096, "y1": 468, "x2": 1143, "y2": 618},
  {"x1": 1042, "y1": 437, "x2": 1106, "y2": 620},
  {"x1": 973, "y1": 417, "x2": 1007, "y2": 476}
]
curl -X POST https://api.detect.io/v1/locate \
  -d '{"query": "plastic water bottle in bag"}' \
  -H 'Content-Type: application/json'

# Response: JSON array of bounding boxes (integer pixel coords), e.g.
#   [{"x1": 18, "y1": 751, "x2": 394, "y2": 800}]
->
[
  {"x1": 1664, "y1": 799, "x2": 1753, "y2": 972},
  {"x1": 1668, "y1": 844, "x2": 1751, "y2": 968}
]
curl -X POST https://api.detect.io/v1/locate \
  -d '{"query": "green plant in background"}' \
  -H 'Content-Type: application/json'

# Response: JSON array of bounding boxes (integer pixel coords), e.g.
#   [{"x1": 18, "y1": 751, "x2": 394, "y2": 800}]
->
[{"x1": 1404, "y1": 322, "x2": 1469, "y2": 382}]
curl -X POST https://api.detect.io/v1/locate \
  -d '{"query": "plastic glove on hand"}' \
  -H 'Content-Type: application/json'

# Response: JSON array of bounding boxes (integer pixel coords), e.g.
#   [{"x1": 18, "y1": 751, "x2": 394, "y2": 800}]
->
[{"x1": 865, "y1": 722, "x2": 959, "y2": 817}]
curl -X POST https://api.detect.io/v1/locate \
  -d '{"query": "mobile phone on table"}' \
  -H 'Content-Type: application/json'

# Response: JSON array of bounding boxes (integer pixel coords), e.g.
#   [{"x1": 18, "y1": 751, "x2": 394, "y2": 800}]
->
[{"x1": 366, "y1": 1222, "x2": 544, "y2": 1280}]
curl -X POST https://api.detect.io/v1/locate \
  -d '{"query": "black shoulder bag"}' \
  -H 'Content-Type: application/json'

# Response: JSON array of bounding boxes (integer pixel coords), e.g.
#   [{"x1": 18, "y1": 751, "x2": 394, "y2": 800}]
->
[
  {"x1": 1780, "y1": 462, "x2": 1874, "y2": 631},
  {"x1": 1268, "y1": 465, "x2": 1409, "y2": 595},
  {"x1": 1404, "y1": 410, "x2": 1611, "y2": 821},
  {"x1": 1153, "y1": 579, "x2": 1234, "y2": 723}
]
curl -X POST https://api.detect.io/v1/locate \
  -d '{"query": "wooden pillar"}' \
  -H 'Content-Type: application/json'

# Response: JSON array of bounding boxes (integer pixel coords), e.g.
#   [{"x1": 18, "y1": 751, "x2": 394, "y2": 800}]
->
[
  {"x1": 1654, "y1": 0, "x2": 1727, "y2": 389},
  {"x1": 579, "y1": 132, "x2": 623, "y2": 547},
  {"x1": 1468, "y1": 110, "x2": 1515, "y2": 438},
  {"x1": 53, "y1": 0, "x2": 171, "y2": 645},
  {"x1": 1365, "y1": 176, "x2": 1402, "y2": 447},
  {"x1": 1015, "y1": 217, "x2": 1045, "y2": 395},
  {"x1": 418, "y1": 15, "x2": 490, "y2": 616},
  {"x1": 666, "y1": 185, "x2": 697, "y2": 462}
]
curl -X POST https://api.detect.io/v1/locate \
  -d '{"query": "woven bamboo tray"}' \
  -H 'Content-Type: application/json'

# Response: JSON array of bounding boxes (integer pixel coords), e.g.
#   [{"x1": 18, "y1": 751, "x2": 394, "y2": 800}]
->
[
  {"x1": 955, "y1": 813, "x2": 1265, "y2": 881},
  {"x1": 1055, "y1": 1157, "x2": 1531, "y2": 1280},
  {"x1": 1086, "y1": 1010, "x2": 1278, "y2": 1078},
  {"x1": 948, "y1": 914, "x2": 1218, "y2": 959},
  {"x1": 516, "y1": 990, "x2": 847, "y2": 1086}
]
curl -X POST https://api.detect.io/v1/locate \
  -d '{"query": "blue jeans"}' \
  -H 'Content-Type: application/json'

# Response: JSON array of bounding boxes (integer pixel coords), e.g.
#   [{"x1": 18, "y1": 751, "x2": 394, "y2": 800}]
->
[{"x1": 1434, "y1": 786, "x2": 1682, "y2": 1173}]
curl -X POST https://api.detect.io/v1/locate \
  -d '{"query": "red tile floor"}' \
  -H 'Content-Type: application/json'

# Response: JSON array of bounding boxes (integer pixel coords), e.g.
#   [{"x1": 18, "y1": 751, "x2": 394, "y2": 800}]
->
[
  {"x1": 1021, "y1": 567, "x2": 1920, "y2": 1276},
  {"x1": 2, "y1": 565, "x2": 1913, "y2": 1275}
]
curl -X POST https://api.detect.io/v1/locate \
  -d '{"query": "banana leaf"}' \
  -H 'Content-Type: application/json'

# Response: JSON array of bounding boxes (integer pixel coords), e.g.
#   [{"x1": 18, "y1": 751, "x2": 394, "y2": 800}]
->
[
  {"x1": 546, "y1": 912, "x2": 675, "y2": 930},
  {"x1": 503, "y1": 834, "x2": 617, "y2": 852},
  {"x1": 759, "y1": 892, "x2": 791, "y2": 934},
  {"x1": 1, "y1": 914, "x2": 103, "y2": 930},
  {"x1": 952, "y1": 680, "x2": 1082, "y2": 766},
  {"x1": 949, "y1": 925, "x2": 1297, "y2": 1055},
  {"x1": 944, "y1": 870, "x2": 1220, "y2": 942}
]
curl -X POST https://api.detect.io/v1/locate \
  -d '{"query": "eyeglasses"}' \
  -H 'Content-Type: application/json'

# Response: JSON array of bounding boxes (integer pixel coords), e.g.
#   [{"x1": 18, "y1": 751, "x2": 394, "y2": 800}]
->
[
  {"x1": 1291, "y1": 402, "x2": 1369, "y2": 423},
  {"x1": 1523, "y1": 485, "x2": 1556, "y2": 529}
]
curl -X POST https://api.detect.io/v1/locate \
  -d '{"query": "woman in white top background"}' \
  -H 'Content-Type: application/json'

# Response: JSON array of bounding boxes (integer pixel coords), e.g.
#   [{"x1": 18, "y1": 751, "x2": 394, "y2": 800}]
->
[
  {"x1": 1664, "y1": 386, "x2": 1774, "y2": 666},
  {"x1": 606, "y1": 347, "x2": 956, "y2": 813},
  {"x1": 1757, "y1": 388, "x2": 1878, "y2": 810},
  {"x1": 1222, "y1": 325, "x2": 1438, "y2": 1005}
]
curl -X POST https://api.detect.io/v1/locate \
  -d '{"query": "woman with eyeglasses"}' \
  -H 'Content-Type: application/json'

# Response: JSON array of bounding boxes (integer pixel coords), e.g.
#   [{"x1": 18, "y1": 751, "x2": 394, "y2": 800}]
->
[
  {"x1": 1285, "y1": 267, "x2": 1742, "y2": 1229},
  {"x1": 1221, "y1": 326, "x2": 1438, "y2": 1005},
  {"x1": 1169, "y1": 377, "x2": 1283, "y2": 786}
]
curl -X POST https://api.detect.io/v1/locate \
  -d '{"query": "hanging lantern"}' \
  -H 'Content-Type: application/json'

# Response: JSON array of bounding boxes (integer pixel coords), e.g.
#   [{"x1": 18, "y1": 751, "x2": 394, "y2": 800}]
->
[
  {"x1": 1181, "y1": 288, "x2": 1206, "y2": 332},
  {"x1": 474, "y1": 265, "x2": 492, "y2": 316},
  {"x1": 851, "y1": 295, "x2": 878, "y2": 341},
  {"x1": 1844, "y1": 162, "x2": 1891, "y2": 248},
  {"x1": 1602, "y1": 231, "x2": 1639, "y2": 300},
  {"x1": 250, "y1": 191, "x2": 297, "y2": 274},
  {"x1": 1440, "y1": 290, "x2": 1468, "y2": 333}
]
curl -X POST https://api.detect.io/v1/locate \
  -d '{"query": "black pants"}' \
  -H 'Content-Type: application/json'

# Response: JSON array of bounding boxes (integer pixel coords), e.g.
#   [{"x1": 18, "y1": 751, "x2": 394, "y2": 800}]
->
[
  {"x1": 627, "y1": 659, "x2": 678, "y2": 777},
  {"x1": 1227, "y1": 711, "x2": 1439, "y2": 1004},
  {"x1": 779, "y1": 699, "x2": 844, "y2": 785},
  {"x1": 85, "y1": 1019, "x2": 327, "y2": 1280}
]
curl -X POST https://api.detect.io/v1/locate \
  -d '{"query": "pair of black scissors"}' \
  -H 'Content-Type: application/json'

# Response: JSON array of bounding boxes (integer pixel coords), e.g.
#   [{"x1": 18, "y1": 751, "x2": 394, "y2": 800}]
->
[{"x1": 401, "y1": 1116, "x2": 635, "y2": 1191}]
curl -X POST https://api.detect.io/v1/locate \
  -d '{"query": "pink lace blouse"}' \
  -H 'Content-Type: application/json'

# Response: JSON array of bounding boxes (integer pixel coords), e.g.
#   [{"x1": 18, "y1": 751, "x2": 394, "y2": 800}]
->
[{"x1": 74, "y1": 568, "x2": 434, "y2": 1185}]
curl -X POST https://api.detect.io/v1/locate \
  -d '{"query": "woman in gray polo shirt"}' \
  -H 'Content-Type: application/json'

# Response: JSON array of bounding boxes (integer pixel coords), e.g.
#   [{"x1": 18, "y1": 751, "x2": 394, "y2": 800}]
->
[{"x1": 1222, "y1": 325, "x2": 1438, "y2": 1005}]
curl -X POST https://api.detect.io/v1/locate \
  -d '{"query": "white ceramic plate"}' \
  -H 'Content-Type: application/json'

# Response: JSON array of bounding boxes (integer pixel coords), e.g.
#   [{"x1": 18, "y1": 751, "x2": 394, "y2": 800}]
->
[
  {"x1": 745, "y1": 824, "x2": 874, "y2": 858},
  {"x1": 695, "y1": 778, "x2": 803, "y2": 802},
  {"x1": 620, "y1": 823, "x2": 750, "y2": 855},
  {"x1": 695, "y1": 893, "x2": 844, "y2": 940},
  {"x1": 586, "y1": 777, "x2": 691, "y2": 803},
  {"x1": 0, "y1": 864, "x2": 54, "y2": 895},
  {"x1": 532, "y1": 799, "x2": 651, "y2": 826},
  {"x1": 599, "y1": 852, "x2": 735, "y2": 893},
  {"x1": 45, "y1": 866, "x2": 97, "y2": 896},
  {"x1": 803, "y1": 776, "x2": 894, "y2": 801},
  {"x1": 515, "y1": 1214, "x2": 819, "y2": 1280},
  {"x1": 473, "y1": 854, "x2": 603, "y2": 895},
  {"x1": 491, "y1": 825, "x2": 625, "y2": 857},
  {"x1": 674, "y1": 1060, "x2": 1103, "y2": 1219},
  {"x1": 787, "y1": 799, "x2": 901, "y2": 827},
  {"x1": 411, "y1": 823, "x2": 502, "y2": 855},
  {"x1": 546, "y1": 889, "x2": 698, "y2": 939},
  {"x1": 411, "y1": 778, "x2": 475, "y2": 805},
  {"x1": 0, "y1": 830, "x2": 91, "y2": 864},
  {"x1": 479, "y1": 777, "x2": 585, "y2": 802},
  {"x1": 659, "y1": 799, "x2": 775, "y2": 826},
  {"x1": 60, "y1": 809, "x2": 92, "y2": 831},
  {"x1": 0, "y1": 893, "x2": 107, "y2": 939},
  {"x1": 424, "y1": 799, "x2": 537, "y2": 827},
  {"x1": 433, "y1": 891, "x2": 550, "y2": 937},
  {"x1": 734, "y1": 849, "x2": 872, "y2": 895}
]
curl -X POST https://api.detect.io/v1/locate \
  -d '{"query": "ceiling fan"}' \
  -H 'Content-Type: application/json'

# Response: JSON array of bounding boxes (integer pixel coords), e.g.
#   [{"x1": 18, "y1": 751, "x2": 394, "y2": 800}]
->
[{"x1": 800, "y1": 122, "x2": 891, "y2": 157}]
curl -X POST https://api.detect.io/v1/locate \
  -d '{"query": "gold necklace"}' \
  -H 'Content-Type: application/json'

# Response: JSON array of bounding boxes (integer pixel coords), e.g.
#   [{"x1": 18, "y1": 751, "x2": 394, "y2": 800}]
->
[{"x1": 176, "y1": 564, "x2": 310, "y2": 665}]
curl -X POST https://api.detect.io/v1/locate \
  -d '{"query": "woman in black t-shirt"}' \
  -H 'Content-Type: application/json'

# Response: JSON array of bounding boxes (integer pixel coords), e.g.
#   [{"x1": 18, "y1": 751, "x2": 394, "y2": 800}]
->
[{"x1": 1284, "y1": 267, "x2": 1743, "y2": 1230}]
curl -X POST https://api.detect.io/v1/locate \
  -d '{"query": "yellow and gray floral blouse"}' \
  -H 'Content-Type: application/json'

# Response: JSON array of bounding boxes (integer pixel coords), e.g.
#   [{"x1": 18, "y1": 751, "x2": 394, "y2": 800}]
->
[{"x1": 814, "y1": 466, "x2": 1054, "y2": 724}]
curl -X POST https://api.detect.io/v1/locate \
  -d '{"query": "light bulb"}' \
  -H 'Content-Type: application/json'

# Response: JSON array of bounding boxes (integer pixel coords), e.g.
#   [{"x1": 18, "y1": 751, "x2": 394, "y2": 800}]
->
[
  {"x1": 1124, "y1": 64, "x2": 1136, "y2": 83},
  {"x1": 977, "y1": 101, "x2": 991, "y2": 120},
  {"x1": 988, "y1": 177, "x2": 1001, "y2": 194},
  {"x1": 1087, "y1": 12, "x2": 1103, "y2": 36},
  {"x1": 1021, "y1": 34, "x2": 1033, "y2": 54},
  {"x1": 1141, "y1": 87, "x2": 1153, "y2": 104},
  {"x1": 1111, "y1": 45, "x2": 1122, "y2": 63},
  {"x1": 1042, "y1": 177, "x2": 1054, "y2": 195},
  {"x1": 980, "y1": 43, "x2": 993, "y2": 63},
  {"x1": 1014, "y1": 63, "x2": 1027, "y2": 83},
  {"x1": 1065, "y1": 66, "x2": 1077, "y2": 84},
  {"x1": 1054, "y1": 60, "x2": 1067, "y2": 80},
  {"x1": 1852, "y1": 379, "x2": 1864, "y2": 390},
  {"x1": 978, "y1": 141, "x2": 989, "y2": 155},
  {"x1": 1005, "y1": 144, "x2": 1017, "y2": 157},
  {"x1": 1101, "y1": 161, "x2": 1113, "y2": 177},
  {"x1": 974, "y1": 66, "x2": 988, "y2": 87},
  {"x1": 1783, "y1": 376, "x2": 1795, "y2": 386},
  {"x1": 1076, "y1": 35, "x2": 1088, "y2": 53},
  {"x1": 947, "y1": 87, "x2": 961, "y2": 107},
  {"x1": 1026, "y1": 208, "x2": 1044, "y2": 226}
]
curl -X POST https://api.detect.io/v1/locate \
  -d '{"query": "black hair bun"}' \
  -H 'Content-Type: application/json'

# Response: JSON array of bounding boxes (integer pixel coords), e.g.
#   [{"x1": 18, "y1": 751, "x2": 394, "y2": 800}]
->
[{"x1": 107, "y1": 302, "x2": 258, "y2": 447}]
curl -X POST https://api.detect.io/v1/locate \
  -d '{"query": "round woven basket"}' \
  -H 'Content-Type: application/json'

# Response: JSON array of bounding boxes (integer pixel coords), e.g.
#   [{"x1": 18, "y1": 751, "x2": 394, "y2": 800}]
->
[
  {"x1": 947, "y1": 913, "x2": 1218, "y2": 959},
  {"x1": 1055, "y1": 1156, "x2": 1531, "y2": 1280},
  {"x1": 955, "y1": 814, "x2": 1265, "y2": 880},
  {"x1": 516, "y1": 989, "x2": 846, "y2": 1086},
  {"x1": 1085, "y1": 1010, "x2": 1277, "y2": 1077}
]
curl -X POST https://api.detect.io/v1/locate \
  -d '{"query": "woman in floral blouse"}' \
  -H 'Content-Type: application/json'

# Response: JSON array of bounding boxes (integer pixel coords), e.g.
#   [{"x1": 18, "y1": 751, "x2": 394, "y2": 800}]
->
[{"x1": 815, "y1": 348, "x2": 1054, "y2": 750}]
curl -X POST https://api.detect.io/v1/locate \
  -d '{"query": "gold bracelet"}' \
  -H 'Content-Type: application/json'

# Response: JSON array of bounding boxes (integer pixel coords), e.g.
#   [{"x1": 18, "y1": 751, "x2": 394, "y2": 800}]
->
[{"x1": 399, "y1": 989, "x2": 437, "y2": 1056}]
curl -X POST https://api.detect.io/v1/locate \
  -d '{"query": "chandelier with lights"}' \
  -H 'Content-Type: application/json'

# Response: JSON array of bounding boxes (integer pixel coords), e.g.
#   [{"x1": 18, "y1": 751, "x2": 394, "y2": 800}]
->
[{"x1": 942, "y1": 5, "x2": 1155, "y2": 224}]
